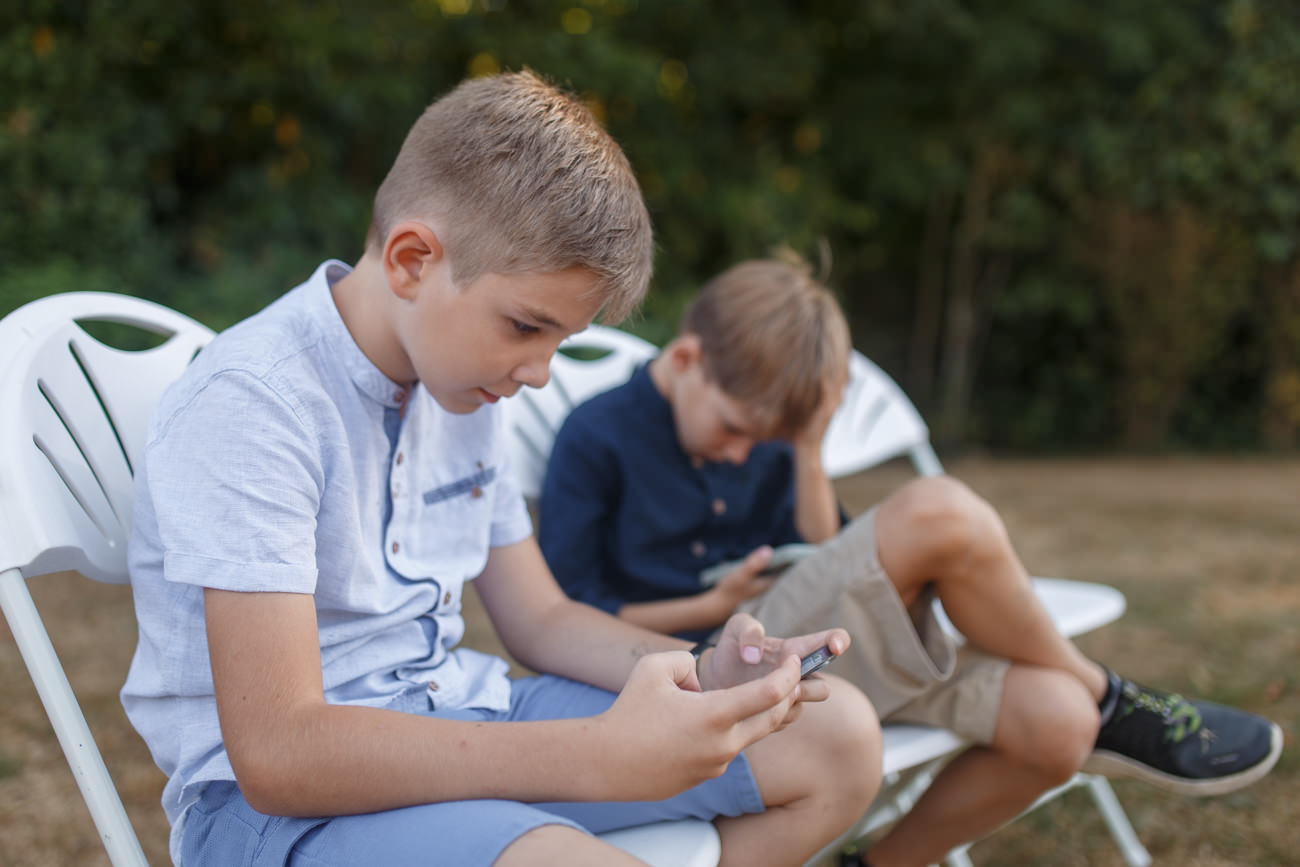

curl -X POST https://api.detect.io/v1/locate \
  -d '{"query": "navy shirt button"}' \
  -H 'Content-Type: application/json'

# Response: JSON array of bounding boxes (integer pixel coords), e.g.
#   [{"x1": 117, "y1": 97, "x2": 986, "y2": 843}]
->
[{"x1": 690, "y1": 540, "x2": 706, "y2": 558}]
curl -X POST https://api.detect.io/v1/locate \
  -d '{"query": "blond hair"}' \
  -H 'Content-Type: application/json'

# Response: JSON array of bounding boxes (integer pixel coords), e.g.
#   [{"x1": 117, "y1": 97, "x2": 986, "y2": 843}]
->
[
  {"x1": 684, "y1": 258, "x2": 851, "y2": 438},
  {"x1": 366, "y1": 70, "x2": 652, "y2": 322}
]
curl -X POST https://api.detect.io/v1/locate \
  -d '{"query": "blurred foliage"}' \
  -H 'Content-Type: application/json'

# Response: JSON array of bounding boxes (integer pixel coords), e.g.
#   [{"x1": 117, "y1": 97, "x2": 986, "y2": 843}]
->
[{"x1": 3, "y1": 0, "x2": 1299, "y2": 450}]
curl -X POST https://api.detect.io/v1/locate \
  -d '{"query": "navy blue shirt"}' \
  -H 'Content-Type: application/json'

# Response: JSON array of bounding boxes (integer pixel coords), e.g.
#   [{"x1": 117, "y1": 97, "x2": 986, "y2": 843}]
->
[{"x1": 538, "y1": 363, "x2": 804, "y2": 639}]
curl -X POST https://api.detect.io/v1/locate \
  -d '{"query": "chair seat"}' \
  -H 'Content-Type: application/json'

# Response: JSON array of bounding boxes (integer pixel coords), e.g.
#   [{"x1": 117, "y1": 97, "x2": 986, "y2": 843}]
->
[{"x1": 599, "y1": 819, "x2": 722, "y2": 867}]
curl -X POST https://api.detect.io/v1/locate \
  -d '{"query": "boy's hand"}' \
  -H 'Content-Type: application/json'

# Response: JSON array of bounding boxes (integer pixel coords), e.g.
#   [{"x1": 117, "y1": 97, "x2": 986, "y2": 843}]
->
[
  {"x1": 708, "y1": 545, "x2": 779, "y2": 615},
  {"x1": 790, "y1": 370, "x2": 847, "y2": 453},
  {"x1": 595, "y1": 648, "x2": 806, "y2": 800},
  {"x1": 697, "y1": 613, "x2": 850, "y2": 704}
]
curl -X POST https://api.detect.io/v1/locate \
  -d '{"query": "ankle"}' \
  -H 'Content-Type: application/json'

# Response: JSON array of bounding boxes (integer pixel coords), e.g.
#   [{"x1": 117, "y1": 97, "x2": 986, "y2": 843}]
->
[{"x1": 1096, "y1": 665, "x2": 1122, "y2": 726}]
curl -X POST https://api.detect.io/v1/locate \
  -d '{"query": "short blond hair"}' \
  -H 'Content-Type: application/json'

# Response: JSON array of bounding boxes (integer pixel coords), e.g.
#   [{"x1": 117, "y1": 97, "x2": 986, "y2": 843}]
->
[
  {"x1": 366, "y1": 70, "x2": 652, "y2": 322},
  {"x1": 684, "y1": 258, "x2": 851, "y2": 438}
]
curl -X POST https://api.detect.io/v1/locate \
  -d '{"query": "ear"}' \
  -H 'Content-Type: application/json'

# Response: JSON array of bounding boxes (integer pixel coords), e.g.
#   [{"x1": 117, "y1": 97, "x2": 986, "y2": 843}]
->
[
  {"x1": 381, "y1": 221, "x2": 445, "y2": 300},
  {"x1": 666, "y1": 333, "x2": 704, "y2": 372}
]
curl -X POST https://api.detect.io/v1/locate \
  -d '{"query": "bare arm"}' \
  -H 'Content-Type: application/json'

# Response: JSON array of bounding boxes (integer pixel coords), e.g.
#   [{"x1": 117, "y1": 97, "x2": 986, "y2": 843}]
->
[
  {"x1": 474, "y1": 536, "x2": 849, "y2": 697},
  {"x1": 789, "y1": 376, "x2": 846, "y2": 543},
  {"x1": 616, "y1": 546, "x2": 778, "y2": 635},
  {"x1": 472, "y1": 536, "x2": 683, "y2": 688},
  {"x1": 206, "y1": 585, "x2": 820, "y2": 816}
]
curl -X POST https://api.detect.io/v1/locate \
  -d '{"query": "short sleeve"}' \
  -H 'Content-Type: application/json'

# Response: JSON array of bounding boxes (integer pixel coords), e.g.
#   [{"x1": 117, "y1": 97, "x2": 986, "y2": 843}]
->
[{"x1": 146, "y1": 371, "x2": 323, "y2": 593}]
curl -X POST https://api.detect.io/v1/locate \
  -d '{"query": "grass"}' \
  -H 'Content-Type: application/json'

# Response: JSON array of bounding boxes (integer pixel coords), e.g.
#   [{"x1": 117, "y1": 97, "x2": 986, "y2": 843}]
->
[{"x1": 1, "y1": 456, "x2": 1296, "y2": 865}]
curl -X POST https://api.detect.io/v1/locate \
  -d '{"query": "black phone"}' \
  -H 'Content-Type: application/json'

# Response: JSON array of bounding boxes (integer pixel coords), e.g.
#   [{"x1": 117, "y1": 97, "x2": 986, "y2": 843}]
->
[{"x1": 799, "y1": 645, "x2": 835, "y2": 679}]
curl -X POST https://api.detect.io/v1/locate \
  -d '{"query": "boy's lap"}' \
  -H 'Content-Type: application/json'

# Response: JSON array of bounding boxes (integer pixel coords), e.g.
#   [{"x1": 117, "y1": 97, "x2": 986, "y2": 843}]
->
[{"x1": 182, "y1": 675, "x2": 765, "y2": 866}]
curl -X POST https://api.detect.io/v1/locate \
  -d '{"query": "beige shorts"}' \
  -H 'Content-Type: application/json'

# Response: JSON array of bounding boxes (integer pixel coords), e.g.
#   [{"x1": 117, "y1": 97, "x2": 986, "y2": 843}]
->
[{"x1": 728, "y1": 506, "x2": 1007, "y2": 745}]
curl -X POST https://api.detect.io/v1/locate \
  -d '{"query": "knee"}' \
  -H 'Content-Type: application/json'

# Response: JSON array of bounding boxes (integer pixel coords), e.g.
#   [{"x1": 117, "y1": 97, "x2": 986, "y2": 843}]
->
[
  {"x1": 808, "y1": 677, "x2": 883, "y2": 817},
  {"x1": 885, "y1": 475, "x2": 1007, "y2": 571},
  {"x1": 998, "y1": 674, "x2": 1099, "y2": 785}
]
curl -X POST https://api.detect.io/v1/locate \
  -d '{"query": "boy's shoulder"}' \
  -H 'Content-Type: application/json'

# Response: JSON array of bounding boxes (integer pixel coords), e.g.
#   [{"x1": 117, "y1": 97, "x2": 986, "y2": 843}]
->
[
  {"x1": 154, "y1": 263, "x2": 352, "y2": 428},
  {"x1": 560, "y1": 363, "x2": 660, "y2": 438}
]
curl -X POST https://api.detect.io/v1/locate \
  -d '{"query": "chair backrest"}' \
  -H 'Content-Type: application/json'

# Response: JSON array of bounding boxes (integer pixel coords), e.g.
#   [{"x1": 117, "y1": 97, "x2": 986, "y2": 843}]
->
[
  {"x1": 502, "y1": 324, "x2": 658, "y2": 500},
  {"x1": 0, "y1": 292, "x2": 213, "y2": 582},
  {"x1": 822, "y1": 351, "x2": 943, "y2": 479},
  {"x1": 502, "y1": 324, "x2": 941, "y2": 498},
  {"x1": 0, "y1": 291, "x2": 213, "y2": 867}
]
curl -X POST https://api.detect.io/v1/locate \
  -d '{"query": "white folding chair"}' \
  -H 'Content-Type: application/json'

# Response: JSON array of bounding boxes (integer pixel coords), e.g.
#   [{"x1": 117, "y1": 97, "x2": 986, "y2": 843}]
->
[
  {"x1": 0, "y1": 294, "x2": 714, "y2": 867},
  {"x1": 0, "y1": 291, "x2": 213, "y2": 867},
  {"x1": 503, "y1": 324, "x2": 1154, "y2": 867}
]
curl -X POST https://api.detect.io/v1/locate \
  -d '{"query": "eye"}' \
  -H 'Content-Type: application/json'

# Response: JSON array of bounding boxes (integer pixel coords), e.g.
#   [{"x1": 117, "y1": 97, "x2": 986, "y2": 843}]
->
[{"x1": 509, "y1": 318, "x2": 540, "y2": 337}]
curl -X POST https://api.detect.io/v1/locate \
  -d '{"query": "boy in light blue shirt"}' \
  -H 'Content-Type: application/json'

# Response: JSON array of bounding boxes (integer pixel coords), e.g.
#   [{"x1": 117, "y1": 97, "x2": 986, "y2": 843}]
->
[{"x1": 121, "y1": 73, "x2": 881, "y2": 867}]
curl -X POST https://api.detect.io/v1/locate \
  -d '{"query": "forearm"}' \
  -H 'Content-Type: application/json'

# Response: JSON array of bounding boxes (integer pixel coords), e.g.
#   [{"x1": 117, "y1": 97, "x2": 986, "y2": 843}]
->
[
  {"x1": 506, "y1": 593, "x2": 687, "y2": 691},
  {"x1": 792, "y1": 444, "x2": 839, "y2": 542},
  {"x1": 617, "y1": 590, "x2": 733, "y2": 636},
  {"x1": 476, "y1": 539, "x2": 689, "y2": 690},
  {"x1": 228, "y1": 700, "x2": 625, "y2": 816}
]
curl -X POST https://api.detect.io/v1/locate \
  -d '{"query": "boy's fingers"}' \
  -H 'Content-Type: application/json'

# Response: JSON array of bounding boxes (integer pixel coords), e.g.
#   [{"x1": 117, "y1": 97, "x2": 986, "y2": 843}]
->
[
  {"x1": 732, "y1": 614, "x2": 768, "y2": 665},
  {"x1": 709, "y1": 654, "x2": 801, "y2": 726},
  {"x1": 782, "y1": 627, "x2": 852, "y2": 660},
  {"x1": 743, "y1": 545, "x2": 773, "y2": 573},
  {"x1": 726, "y1": 661, "x2": 805, "y2": 745},
  {"x1": 642, "y1": 649, "x2": 700, "y2": 690},
  {"x1": 793, "y1": 673, "x2": 831, "y2": 703}
]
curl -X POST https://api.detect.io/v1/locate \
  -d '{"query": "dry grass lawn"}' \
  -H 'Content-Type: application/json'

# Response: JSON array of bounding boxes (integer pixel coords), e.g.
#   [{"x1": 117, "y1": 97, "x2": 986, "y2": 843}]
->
[{"x1": 2, "y1": 457, "x2": 1296, "y2": 866}]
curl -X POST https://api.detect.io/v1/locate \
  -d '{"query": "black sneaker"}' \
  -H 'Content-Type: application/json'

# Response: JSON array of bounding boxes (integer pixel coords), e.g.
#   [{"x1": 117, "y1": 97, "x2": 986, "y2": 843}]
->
[{"x1": 1084, "y1": 675, "x2": 1283, "y2": 796}]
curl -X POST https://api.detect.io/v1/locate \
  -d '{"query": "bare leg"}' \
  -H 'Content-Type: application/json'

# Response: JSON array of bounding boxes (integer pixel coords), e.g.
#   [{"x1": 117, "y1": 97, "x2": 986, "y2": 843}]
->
[
  {"x1": 717, "y1": 674, "x2": 882, "y2": 866},
  {"x1": 867, "y1": 665, "x2": 1098, "y2": 867},
  {"x1": 875, "y1": 475, "x2": 1108, "y2": 701},
  {"x1": 496, "y1": 824, "x2": 650, "y2": 866}
]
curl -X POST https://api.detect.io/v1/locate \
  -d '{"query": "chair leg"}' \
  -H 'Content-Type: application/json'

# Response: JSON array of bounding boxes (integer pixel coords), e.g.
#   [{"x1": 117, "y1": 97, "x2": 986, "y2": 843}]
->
[
  {"x1": 1083, "y1": 774, "x2": 1152, "y2": 867},
  {"x1": 0, "y1": 567, "x2": 149, "y2": 867}
]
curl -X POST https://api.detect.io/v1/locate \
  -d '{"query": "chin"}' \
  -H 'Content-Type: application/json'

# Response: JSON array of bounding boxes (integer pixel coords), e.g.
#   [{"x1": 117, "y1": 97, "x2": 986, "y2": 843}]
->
[{"x1": 429, "y1": 392, "x2": 482, "y2": 415}]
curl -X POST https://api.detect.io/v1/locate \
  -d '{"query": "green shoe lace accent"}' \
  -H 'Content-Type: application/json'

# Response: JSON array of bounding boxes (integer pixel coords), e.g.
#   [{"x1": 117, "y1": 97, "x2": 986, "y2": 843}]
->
[{"x1": 1117, "y1": 683, "x2": 1204, "y2": 743}]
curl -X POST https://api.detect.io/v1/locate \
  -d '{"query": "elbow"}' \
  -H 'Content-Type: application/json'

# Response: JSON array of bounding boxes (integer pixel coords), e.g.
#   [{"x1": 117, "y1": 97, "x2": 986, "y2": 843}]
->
[
  {"x1": 228, "y1": 749, "x2": 301, "y2": 816},
  {"x1": 225, "y1": 731, "x2": 318, "y2": 817}
]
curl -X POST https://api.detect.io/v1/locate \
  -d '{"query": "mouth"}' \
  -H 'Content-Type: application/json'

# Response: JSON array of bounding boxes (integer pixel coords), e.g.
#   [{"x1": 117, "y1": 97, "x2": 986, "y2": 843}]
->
[{"x1": 478, "y1": 388, "x2": 501, "y2": 404}]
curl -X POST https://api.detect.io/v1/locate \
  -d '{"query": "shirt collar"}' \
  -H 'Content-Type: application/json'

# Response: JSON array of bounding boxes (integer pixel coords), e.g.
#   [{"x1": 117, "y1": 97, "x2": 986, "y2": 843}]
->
[{"x1": 306, "y1": 259, "x2": 410, "y2": 410}]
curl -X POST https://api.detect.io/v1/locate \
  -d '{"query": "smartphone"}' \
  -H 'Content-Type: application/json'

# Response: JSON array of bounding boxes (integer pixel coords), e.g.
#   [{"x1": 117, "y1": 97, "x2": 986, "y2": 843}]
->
[
  {"x1": 698, "y1": 543, "x2": 817, "y2": 588},
  {"x1": 799, "y1": 645, "x2": 835, "y2": 679}
]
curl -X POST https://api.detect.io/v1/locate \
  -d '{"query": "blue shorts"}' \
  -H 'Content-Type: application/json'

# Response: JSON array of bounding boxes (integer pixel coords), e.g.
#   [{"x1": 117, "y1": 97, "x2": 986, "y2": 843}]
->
[{"x1": 180, "y1": 675, "x2": 764, "y2": 867}]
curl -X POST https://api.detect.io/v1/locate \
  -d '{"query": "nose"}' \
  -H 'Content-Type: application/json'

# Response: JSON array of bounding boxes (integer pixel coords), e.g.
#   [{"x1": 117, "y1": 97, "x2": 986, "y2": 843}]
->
[
  {"x1": 512, "y1": 356, "x2": 551, "y2": 390},
  {"x1": 722, "y1": 440, "x2": 753, "y2": 465}
]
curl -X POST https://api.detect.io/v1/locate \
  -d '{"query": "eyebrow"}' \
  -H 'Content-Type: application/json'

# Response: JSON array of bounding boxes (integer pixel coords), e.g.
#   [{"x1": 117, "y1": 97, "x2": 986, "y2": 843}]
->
[{"x1": 515, "y1": 303, "x2": 566, "y2": 331}]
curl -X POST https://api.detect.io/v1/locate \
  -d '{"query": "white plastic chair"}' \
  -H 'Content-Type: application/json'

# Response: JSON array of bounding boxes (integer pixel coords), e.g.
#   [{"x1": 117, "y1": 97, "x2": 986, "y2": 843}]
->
[
  {"x1": 0, "y1": 293, "x2": 715, "y2": 867},
  {"x1": 0, "y1": 291, "x2": 213, "y2": 867},
  {"x1": 503, "y1": 324, "x2": 1154, "y2": 867}
]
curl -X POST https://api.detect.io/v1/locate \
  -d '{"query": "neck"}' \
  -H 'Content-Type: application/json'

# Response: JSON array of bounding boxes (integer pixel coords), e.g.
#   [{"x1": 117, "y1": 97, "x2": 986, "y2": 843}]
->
[
  {"x1": 647, "y1": 342, "x2": 678, "y2": 399},
  {"x1": 331, "y1": 255, "x2": 416, "y2": 386}
]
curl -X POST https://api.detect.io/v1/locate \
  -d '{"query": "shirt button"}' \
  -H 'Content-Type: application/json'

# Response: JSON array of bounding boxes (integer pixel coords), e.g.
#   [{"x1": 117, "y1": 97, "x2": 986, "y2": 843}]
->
[
  {"x1": 443, "y1": 590, "x2": 453, "y2": 606},
  {"x1": 391, "y1": 541, "x2": 400, "y2": 554},
  {"x1": 690, "y1": 540, "x2": 707, "y2": 558},
  {"x1": 428, "y1": 680, "x2": 439, "y2": 693},
  {"x1": 471, "y1": 486, "x2": 483, "y2": 499},
  {"x1": 395, "y1": 452, "x2": 404, "y2": 466},
  {"x1": 394, "y1": 389, "x2": 407, "y2": 404},
  {"x1": 712, "y1": 498, "x2": 726, "y2": 516}
]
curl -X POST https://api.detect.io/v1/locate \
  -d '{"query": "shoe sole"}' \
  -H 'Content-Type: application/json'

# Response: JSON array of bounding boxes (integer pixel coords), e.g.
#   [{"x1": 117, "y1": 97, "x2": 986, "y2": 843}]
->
[{"x1": 1082, "y1": 722, "x2": 1283, "y2": 797}]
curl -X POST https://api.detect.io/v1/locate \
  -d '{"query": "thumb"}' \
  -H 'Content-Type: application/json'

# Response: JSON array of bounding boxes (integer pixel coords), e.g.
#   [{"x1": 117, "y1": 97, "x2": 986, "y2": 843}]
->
[
  {"x1": 743, "y1": 545, "x2": 774, "y2": 572},
  {"x1": 732, "y1": 612, "x2": 767, "y2": 665}
]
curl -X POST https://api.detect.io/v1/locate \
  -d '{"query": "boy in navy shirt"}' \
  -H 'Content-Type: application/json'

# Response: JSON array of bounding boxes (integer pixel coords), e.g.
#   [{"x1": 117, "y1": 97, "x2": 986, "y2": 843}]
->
[{"x1": 540, "y1": 257, "x2": 1283, "y2": 867}]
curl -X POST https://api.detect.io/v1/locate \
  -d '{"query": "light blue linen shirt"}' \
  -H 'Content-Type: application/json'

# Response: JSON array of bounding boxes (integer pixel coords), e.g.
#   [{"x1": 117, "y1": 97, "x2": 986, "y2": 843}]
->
[{"x1": 121, "y1": 260, "x2": 532, "y2": 863}]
